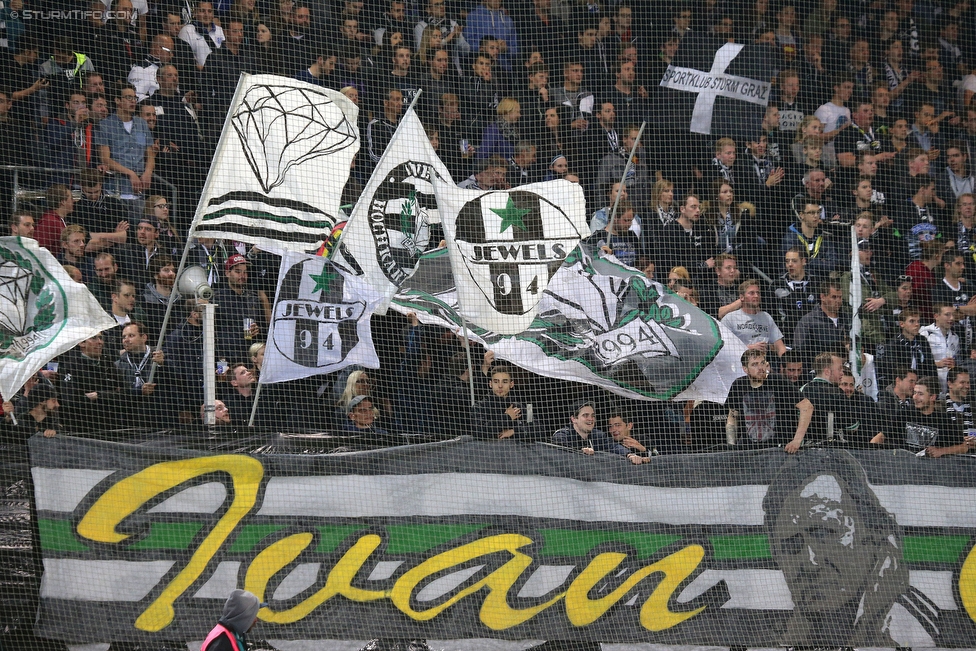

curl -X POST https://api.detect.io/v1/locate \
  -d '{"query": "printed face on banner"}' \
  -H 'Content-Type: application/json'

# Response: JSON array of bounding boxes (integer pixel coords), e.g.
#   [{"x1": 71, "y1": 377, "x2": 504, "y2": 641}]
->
[
  {"x1": 368, "y1": 161, "x2": 438, "y2": 285},
  {"x1": 453, "y1": 190, "x2": 577, "y2": 316},
  {"x1": 0, "y1": 243, "x2": 67, "y2": 361},
  {"x1": 773, "y1": 474, "x2": 866, "y2": 612}
]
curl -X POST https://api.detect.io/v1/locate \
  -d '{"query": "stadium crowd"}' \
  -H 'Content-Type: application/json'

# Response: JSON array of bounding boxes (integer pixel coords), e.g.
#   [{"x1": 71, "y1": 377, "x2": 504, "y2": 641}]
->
[{"x1": 4, "y1": 0, "x2": 976, "y2": 458}]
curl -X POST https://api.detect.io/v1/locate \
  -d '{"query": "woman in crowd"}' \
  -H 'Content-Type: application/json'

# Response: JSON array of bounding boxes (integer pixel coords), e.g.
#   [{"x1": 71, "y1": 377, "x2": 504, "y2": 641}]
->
[
  {"x1": 245, "y1": 22, "x2": 286, "y2": 76},
  {"x1": 418, "y1": 26, "x2": 444, "y2": 66},
  {"x1": 478, "y1": 98, "x2": 522, "y2": 161},
  {"x1": 145, "y1": 195, "x2": 183, "y2": 253},
  {"x1": 650, "y1": 178, "x2": 676, "y2": 227}
]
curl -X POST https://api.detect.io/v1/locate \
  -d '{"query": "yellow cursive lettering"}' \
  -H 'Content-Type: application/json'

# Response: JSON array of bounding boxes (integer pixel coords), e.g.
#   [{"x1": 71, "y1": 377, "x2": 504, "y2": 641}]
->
[
  {"x1": 246, "y1": 533, "x2": 387, "y2": 624},
  {"x1": 76, "y1": 455, "x2": 264, "y2": 632},
  {"x1": 391, "y1": 533, "x2": 564, "y2": 629},
  {"x1": 566, "y1": 545, "x2": 705, "y2": 629}
]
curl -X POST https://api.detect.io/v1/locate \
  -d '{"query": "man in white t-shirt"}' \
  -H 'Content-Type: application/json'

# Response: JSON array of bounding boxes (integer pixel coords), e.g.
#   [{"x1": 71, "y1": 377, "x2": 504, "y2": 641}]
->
[
  {"x1": 815, "y1": 72, "x2": 854, "y2": 164},
  {"x1": 721, "y1": 278, "x2": 788, "y2": 357}
]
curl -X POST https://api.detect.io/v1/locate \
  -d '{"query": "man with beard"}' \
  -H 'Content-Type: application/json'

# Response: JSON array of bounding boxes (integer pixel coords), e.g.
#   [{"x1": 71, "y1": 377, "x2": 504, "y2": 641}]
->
[
  {"x1": 116, "y1": 322, "x2": 168, "y2": 422},
  {"x1": 726, "y1": 349, "x2": 812, "y2": 452}
]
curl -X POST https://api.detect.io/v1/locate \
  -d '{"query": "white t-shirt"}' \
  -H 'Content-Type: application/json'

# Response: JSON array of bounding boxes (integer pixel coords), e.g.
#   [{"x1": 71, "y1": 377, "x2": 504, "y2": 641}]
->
[
  {"x1": 814, "y1": 101, "x2": 851, "y2": 134},
  {"x1": 720, "y1": 309, "x2": 784, "y2": 347}
]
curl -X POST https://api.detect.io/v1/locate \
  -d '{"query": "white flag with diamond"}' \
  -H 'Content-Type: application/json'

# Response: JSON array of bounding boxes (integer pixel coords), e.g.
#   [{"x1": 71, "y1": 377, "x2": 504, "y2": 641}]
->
[
  {"x1": 435, "y1": 178, "x2": 589, "y2": 335},
  {"x1": 191, "y1": 74, "x2": 360, "y2": 252},
  {"x1": 0, "y1": 237, "x2": 117, "y2": 401}
]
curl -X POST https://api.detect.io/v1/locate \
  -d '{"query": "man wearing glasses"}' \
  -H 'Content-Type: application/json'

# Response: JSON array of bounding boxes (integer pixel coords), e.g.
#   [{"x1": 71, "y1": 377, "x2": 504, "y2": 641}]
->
[
  {"x1": 129, "y1": 35, "x2": 178, "y2": 101},
  {"x1": 781, "y1": 198, "x2": 839, "y2": 278},
  {"x1": 95, "y1": 84, "x2": 155, "y2": 216}
]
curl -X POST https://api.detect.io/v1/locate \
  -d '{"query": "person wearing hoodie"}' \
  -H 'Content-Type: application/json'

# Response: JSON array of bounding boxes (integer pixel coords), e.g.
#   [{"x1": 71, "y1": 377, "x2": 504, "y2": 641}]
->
[
  {"x1": 202, "y1": 589, "x2": 261, "y2": 651},
  {"x1": 462, "y1": 0, "x2": 518, "y2": 72}
]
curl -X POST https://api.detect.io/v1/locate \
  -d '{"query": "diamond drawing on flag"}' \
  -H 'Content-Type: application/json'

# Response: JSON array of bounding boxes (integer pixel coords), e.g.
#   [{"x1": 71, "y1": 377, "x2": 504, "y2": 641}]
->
[
  {"x1": 0, "y1": 256, "x2": 33, "y2": 336},
  {"x1": 232, "y1": 84, "x2": 358, "y2": 193}
]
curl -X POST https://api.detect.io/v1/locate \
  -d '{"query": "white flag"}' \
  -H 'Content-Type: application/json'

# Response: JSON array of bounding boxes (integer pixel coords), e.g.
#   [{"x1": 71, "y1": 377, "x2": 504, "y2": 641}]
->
[
  {"x1": 334, "y1": 108, "x2": 452, "y2": 311},
  {"x1": 192, "y1": 74, "x2": 360, "y2": 253},
  {"x1": 0, "y1": 237, "x2": 117, "y2": 401},
  {"x1": 391, "y1": 247, "x2": 746, "y2": 403},
  {"x1": 261, "y1": 252, "x2": 382, "y2": 384},
  {"x1": 434, "y1": 177, "x2": 589, "y2": 335}
]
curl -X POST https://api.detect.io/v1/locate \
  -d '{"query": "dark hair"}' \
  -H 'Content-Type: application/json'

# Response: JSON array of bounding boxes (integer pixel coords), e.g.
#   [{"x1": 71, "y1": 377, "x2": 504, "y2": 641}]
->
[
  {"x1": 898, "y1": 307, "x2": 920, "y2": 321},
  {"x1": 915, "y1": 376, "x2": 940, "y2": 396},
  {"x1": 149, "y1": 254, "x2": 176, "y2": 277},
  {"x1": 490, "y1": 364, "x2": 513, "y2": 378},
  {"x1": 819, "y1": 279, "x2": 841, "y2": 296},
  {"x1": 947, "y1": 367, "x2": 970, "y2": 385},
  {"x1": 894, "y1": 367, "x2": 918, "y2": 381}
]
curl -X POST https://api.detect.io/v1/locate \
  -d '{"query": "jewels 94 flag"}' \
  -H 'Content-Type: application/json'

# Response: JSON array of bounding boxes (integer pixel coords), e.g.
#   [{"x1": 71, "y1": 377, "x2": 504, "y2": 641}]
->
[
  {"x1": 262, "y1": 252, "x2": 382, "y2": 384},
  {"x1": 192, "y1": 74, "x2": 360, "y2": 253},
  {"x1": 435, "y1": 178, "x2": 589, "y2": 335},
  {"x1": 0, "y1": 237, "x2": 117, "y2": 401},
  {"x1": 392, "y1": 247, "x2": 745, "y2": 402}
]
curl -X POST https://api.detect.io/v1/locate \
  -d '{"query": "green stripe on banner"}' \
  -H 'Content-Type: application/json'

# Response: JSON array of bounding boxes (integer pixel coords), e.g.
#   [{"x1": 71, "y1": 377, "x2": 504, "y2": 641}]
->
[
  {"x1": 710, "y1": 534, "x2": 771, "y2": 560},
  {"x1": 538, "y1": 529, "x2": 681, "y2": 558},
  {"x1": 315, "y1": 525, "x2": 368, "y2": 553},
  {"x1": 201, "y1": 208, "x2": 335, "y2": 230},
  {"x1": 385, "y1": 524, "x2": 488, "y2": 554},
  {"x1": 228, "y1": 524, "x2": 288, "y2": 553},
  {"x1": 35, "y1": 519, "x2": 976, "y2": 566},
  {"x1": 128, "y1": 523, "x2": 204, "y2": 550},
  {"x1": 903, "y1": 535, "x2": 971, "y2": 563},
  {"x1": 38, "y1": 520, "x2": 89, "y2": 552}
]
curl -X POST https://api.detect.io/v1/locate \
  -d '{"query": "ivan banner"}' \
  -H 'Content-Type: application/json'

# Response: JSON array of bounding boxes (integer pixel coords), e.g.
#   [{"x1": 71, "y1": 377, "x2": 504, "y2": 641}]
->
[
  {"x1": 392, "y1": 246, "x2": 745, "y2": 402},
  {"x1": 261, "y1": 252, "x2": 382, "y2": 383},
  {"x1": 192, "y1": 75, "x2": 360, "y2": 252},
  {"x1": 28, "y1": 436, "x2": 976, "y2": 646}
]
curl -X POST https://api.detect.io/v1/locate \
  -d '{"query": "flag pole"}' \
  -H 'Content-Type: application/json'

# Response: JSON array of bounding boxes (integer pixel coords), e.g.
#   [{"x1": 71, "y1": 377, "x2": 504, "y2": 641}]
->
[
  {"x1": 460, "y1": 317, "x2": 477, "y2": 407},
  {"x1": 147, "y1": 72, "x2": 253, "y2": 384},
  {"x1": 849, "y1": 223, "x2": 863, "y2": 388},
  {"x1": 248, "y1": 380, "x2": 263, "y2": 427},
  {"x1": 607, "y1": 121, "x2": 647, "y2": 235}
]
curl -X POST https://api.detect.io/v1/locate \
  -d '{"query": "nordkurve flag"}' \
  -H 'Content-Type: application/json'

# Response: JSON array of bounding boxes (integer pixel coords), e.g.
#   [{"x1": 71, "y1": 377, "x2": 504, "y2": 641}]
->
[
  {"x1": 659, "y1": 35, "x2": 774, "y2": 141},
  {"x1": 262, "y1": 251, "x2": 382, "y2": 383},
  {"x1": 334, "y1": 108, "x2": 453, "y2": 312},
  {"x1": 392, "y1": 246, "x2": 745, "y2": 402},
  {"x1": 0, "y1": 237, "x2": 117, "y2": 401},
  {"x1": 434, "y1": 177, "x2": 590, "y2": 335},
  {"x1": 192, "y1": 74, "x2": 360, "y2": 252}
]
